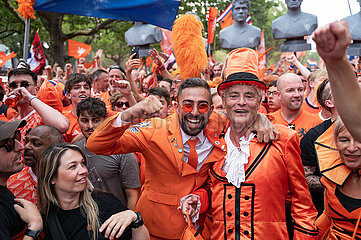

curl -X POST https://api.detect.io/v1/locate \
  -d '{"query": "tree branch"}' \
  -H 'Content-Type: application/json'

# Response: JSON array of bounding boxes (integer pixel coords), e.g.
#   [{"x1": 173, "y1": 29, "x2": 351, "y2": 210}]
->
[
  {"x1": 3, "y1": 0, "x2": 26, "y2": 24},
  {"x1": 66, "y1": 19, "x2": 118, "y2": 39}
]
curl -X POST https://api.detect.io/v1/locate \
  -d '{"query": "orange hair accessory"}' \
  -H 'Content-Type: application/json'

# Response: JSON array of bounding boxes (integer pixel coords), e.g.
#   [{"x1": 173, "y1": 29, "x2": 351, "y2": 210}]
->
[
  {"x1": 15, "y1": 0, "x2": 35, "y2": 19},
  {"x1": 172, "y1": 14, "x2": 207, "y2": 81}
]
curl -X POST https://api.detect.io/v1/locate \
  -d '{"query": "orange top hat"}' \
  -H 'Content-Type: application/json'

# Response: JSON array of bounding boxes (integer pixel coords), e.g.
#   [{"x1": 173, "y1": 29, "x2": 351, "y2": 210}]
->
[{"x1": 218, "y1": 48, "x2": 265, "y2": 95}]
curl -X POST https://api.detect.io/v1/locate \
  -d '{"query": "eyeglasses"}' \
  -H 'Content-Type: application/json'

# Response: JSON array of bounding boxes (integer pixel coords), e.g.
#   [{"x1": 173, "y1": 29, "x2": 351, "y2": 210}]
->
[
  {"x1": 182, "y1": 102, "x2": 209, "y2": 114},
  {"x1": 266, "y1": 91, "x2": 277, "y2": 97},
  {"x1": 115, "y1": 101, "x2": 130, "y2": 108},
  {"x1": 8, "y1": 81, "x2": 33, "y2": 90},
  {"x1": 0, "y1": 130, "x2": 21, "y2": 152}
]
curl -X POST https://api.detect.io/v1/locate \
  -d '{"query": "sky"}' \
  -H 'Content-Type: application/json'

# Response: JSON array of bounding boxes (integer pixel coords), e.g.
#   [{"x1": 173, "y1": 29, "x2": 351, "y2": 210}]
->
[
  {"x1": 302, "y1": 0, "x2": 360, "y2": 26},
  {"x1": 299, "y1": 0, "x2": 360, "y2": 50}
]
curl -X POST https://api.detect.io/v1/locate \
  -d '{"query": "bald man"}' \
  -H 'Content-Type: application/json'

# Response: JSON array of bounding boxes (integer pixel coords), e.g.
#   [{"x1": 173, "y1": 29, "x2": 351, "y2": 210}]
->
[
  {"x1": 7, "y1": 125, "x2": 63, "y2": 204},
  {"x1": 270, "y1": 73, "x2": 322, "y2": 140}
]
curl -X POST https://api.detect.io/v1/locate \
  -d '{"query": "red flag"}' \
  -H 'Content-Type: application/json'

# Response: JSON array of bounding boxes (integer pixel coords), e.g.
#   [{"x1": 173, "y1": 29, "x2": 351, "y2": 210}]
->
[
  {"x1": 0, "y1": 51, "x2": 17, "y2": 68},
  {"x1": 68, "y1": 39, "x2": 92, "y2": 59},
  {"x1": 27, "y1": 32, "x2": 46, "y2": 74},
  {"x1": 207, "y1": 7, "x2": 219, "y2": 44}
]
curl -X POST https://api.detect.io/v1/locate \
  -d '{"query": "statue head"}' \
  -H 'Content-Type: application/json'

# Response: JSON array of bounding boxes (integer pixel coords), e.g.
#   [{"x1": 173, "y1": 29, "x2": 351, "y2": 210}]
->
[
  {"x1": 232, "y1": 0, "x2": 250, "y2": 23},
  {"x1": 285, "y1": 0, "x2": 303, "y2": 10}
]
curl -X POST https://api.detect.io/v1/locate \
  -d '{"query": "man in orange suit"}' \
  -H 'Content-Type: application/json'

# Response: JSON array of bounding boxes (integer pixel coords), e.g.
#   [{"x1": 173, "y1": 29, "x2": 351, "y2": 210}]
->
[
  {"x1": 181, "y1": 48, "x2": 319, "y2": 240},
  {"x1": 87, "y1": 77, "x2": 277, "y2": 240}
]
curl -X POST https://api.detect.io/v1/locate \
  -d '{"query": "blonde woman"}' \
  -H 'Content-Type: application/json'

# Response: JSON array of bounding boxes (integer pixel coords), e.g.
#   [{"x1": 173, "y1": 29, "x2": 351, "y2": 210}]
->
[
  {"x1": 316, "y1": 118, "x2": 361, "y2": 239},
  {"x1": 37, "y1": 143, "x2": 149, "y2": 240}
]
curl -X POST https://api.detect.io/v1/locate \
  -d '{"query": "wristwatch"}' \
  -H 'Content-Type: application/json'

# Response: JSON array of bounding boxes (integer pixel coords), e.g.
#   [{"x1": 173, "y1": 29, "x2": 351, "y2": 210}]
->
[
  {"x1": 24, "y1": 228, "x2": 42, "y2": 239},
  {"x1": 130, "y1": 212, "x2": 144, "y2": 229}
]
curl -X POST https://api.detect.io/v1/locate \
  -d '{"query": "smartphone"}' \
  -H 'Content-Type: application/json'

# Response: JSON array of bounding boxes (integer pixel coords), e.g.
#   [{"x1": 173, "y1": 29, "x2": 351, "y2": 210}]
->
[{"x1": 131, "y1": 46, "x2": 140, "y2": 59}]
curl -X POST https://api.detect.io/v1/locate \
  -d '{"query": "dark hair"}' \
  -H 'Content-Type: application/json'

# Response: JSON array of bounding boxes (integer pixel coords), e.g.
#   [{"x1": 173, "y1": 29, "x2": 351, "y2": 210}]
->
[
  {"x1": 0, "y1": 85, "x2": 4, "y2": 101},
  {"x1": 91, "y1": 69, "x2": 108, "y2": 84},
  {"x1": 177, "y1": 78, "x2": 212, "y2": 104},
  {"x1": 109, "y1": 66, "x2": 126, "y2": 76},
  {"x1": 316, "y1": 79, "x2": 331, "y2": 112},
  {"x1": 148, "y1": 87, "x2": 171, "y2": 106},
  {"x1": 65, "y1": 73, "x2": 91, "y2": 93},
  {"x1": 76, "y1": 97, "x2": 107, "y2": 119},
  {"x1": 7, "y1": 68, "x2": 37, "y2": 85},
  {"x1": 268, "y1": 80, "x2": 277, "y2": 88}
]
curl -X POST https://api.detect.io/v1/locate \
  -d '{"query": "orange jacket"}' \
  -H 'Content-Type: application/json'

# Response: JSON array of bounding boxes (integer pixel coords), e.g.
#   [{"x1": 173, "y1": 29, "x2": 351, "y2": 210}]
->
[
  {"x1": 316, "y1": 142, "x2": 361, "y2": 239},
  {"x1": 194, "y1": 125, "x2": 319, "y2": 240},
  {"x1": 87, "y1": 112, "x2": 227, "y2": 239}
]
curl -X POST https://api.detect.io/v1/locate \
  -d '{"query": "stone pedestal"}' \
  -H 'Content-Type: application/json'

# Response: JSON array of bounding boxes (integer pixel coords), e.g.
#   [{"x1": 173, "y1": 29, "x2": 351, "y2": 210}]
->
[
  {"x1": 280, "y1": 38, "x2": 311, "y2": 52},
  {"x1": 347, "y1": 41, "x2": 361, "y2": 56}
]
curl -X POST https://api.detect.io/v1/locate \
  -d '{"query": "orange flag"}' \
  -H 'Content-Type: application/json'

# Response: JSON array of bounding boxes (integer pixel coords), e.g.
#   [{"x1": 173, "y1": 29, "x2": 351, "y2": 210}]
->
[
  {"x1": 217, "y1": 3, "x2": 233, "y2": 29},
  {"x1": 68, "y1": 39, "x2": 92, "y2": 59},
  {"x1": 0, "y1": 51, "x2": 17, "y2": 68},
  {"x1": 83, "y1": 61, "x2": 93, "y2": 69},
  {"x1": 207, "y1": 7, "x2": 219, "y2": 44}
]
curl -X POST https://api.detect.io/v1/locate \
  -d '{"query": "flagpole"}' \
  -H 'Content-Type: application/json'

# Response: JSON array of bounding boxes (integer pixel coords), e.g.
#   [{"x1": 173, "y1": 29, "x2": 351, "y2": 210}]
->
[{"x1": 23, "y1": 18, "x2": 31, "y2": 59}]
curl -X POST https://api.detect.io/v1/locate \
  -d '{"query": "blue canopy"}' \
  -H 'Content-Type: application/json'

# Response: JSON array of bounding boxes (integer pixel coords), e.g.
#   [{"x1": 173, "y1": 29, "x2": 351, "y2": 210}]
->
[{"x1": 34, "y1": 0, "x2": 180, "y2": 30}]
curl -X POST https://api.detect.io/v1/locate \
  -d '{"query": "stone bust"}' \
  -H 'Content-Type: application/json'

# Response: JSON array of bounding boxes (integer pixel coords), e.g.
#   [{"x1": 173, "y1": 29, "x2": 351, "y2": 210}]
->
[
  {"x1": 219, "y1": 0, "x2": 261, "y2": 49},
  {"x1": 342, "y1": 0, "x2": 361, "y2": 40},
  {"x1": 272, "y1": 0, "x2": 318, "y2": 39},
  {"x1": 125, "y1": 22, "x2": 162, "y2": 46}
]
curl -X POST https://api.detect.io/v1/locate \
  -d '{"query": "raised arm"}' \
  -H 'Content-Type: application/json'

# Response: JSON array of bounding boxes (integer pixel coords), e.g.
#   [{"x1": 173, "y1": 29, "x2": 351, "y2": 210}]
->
[
  {"x1": 126, "y1": 53, "x2": 145, "y2": 102},
  {"x1": 13, "y1": 87, "x2": 69, "y2": 133},
  {"x1": 149, "y1": 48, "x2": 175, "y2": 80},
  {"x1": 313, "y1": 21, "x2": 361, "y2": 141},
  {"x1": 112, "y1": 80, "x2": 137, "y2": 107},
  {"x1": 87, "y1": 96, "x2": 162, "y2": 155},
  {"x1": 286, "y1": 55, "x2": 311, "y2": 79}
]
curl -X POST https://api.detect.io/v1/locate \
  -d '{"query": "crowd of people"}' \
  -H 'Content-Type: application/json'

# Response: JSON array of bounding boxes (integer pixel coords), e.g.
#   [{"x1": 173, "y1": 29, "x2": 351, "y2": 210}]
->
[{"x1": 0, "y1": 19, "x2": 361, "y2": 240}]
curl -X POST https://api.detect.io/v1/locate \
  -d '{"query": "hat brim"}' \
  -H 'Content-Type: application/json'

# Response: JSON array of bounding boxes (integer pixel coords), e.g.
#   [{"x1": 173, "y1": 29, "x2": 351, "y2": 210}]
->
[
  {"x1": 217, "y1": 72, "x2": 266, "y2": 95},
  {"x1": 0, "y1": 120, "x2": 26, "y2": 141}
]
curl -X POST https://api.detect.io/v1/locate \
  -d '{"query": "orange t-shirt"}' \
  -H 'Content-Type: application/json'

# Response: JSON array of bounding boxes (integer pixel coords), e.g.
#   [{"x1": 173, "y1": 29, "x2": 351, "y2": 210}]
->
[
  {"x1": 258, "y1": 104, "x2": 267, "y2": 114},
  {"x1": 0, "y1": 102, "x2": 17, "y2": 121},
  {"x1": 301, "y1": 97, "x2": 321, "y2": 114},
  {"x1": 11, "y1": 110, "x2": 43, "y2": 142},
  {"x1": 7, "y1": 166, "x2": 37, "y2": 205},
  {"x1": 270, "y1": 109, "x2": 323, "y2": 140},
  {"x1": 62, "y1": 103, "x2": 72, "y2": 113},
  {"x1": 97, "y1": 91, "x2": 117, "y2": 116},
  {"x1": 63, "y1": 111, "x2": 81, "y2": 143}
]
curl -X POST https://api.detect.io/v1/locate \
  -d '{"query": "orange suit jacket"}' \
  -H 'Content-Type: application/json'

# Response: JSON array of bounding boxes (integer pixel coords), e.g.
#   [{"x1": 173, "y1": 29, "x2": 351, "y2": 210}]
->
[
  {"x1": 194, "y1": 125, "x2": 319, "y2": 240},
  {"x1": 87, "y1": 112, "x2": 227, "y2": 239}
]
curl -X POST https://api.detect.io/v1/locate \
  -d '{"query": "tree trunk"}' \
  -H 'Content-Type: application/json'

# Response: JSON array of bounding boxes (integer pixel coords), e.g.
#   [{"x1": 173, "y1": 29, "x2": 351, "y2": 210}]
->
[{"x1": 37, "y1": 12, "x2": 66, "y2": 67}]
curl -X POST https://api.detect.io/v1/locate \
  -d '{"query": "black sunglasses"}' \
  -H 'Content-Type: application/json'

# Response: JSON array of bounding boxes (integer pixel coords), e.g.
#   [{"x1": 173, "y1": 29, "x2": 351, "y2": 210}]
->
[
  {"x1": 8, "y1": 81, "x2": 33, "y2": 90},
  {"x1": 115, "y1": 101, "x2": 130, "y2": 108},
  {"x1": 0, "y1": 130, "x2": 21, "y2": 152}
]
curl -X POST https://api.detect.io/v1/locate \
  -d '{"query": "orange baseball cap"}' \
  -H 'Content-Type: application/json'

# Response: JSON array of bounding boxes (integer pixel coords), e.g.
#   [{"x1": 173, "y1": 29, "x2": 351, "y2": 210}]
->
[{"x1": 218, "y1": 48, "x2": 265, "y2": 95}]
